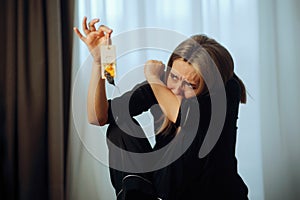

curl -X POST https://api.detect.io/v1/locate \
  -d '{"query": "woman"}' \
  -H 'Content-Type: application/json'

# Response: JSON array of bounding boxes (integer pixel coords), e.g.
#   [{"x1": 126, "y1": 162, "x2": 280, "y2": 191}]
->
[{"x1": 74, "y1": 17, "x2": 248, "y2": 200}]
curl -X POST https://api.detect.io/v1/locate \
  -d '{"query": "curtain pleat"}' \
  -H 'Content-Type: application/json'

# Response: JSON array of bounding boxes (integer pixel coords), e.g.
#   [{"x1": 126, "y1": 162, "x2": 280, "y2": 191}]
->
[
  {"x1": 1, "y1": 0, "x2": 74, "y2": 199},
  {"x1": 259, "y1": 0, "x2": 300, "y2": 199}
]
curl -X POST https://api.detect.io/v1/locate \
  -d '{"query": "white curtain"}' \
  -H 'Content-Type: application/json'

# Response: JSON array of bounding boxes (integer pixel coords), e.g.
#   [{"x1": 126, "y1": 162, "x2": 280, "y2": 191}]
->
[
  {"x1": 67, "y1": 0, "x2": 300, "y2": 200},
  {"x1": 258, "y1": 0, "x2": 300, "y2": 200}
]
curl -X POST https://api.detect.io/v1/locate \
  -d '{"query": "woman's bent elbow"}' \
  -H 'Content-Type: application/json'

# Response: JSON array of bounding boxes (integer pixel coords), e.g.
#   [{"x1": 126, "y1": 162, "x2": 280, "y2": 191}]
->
[{"x1": 87, "y1": 115, "x2": 107, "y2": 126}]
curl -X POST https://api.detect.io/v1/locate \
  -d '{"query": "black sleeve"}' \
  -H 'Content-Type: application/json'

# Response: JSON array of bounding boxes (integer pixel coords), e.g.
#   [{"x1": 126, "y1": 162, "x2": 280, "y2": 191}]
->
[{"x1": 106, "y1": 81, "x2": 158, "y2": 125}]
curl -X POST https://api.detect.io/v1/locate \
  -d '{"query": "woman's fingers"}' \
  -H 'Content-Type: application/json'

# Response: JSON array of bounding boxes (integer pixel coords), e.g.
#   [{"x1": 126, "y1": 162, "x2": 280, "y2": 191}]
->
[
  {"x1": 88, "y1": 31, "x2": 103, "y2": 41},
  {"x1": 88, "y1": 18, "x2": 99, "y2": 32},
  {"x1": 75, "y1": 17, "x2": 113, "y2": 47},
  {"x1": 73, "y1": 27, "x2": 86, "y2": 43},
  {"x1": 82, "y1": 16, "x2": 89, "y2": 35},
  {"x1": 82, "y1": 16, "x2": 110, "y2": 37},
  {"x1": 98, "y1": 25, "x2": 113, "y2": 38},
  {"x1": 146, "y1": 60, "x2": 164, "y2": 66},
  {"x1": 144, "y1": 60, "x2": 165, "y2": 79},
  {"x1": 73, "y1": 27, "x2": 102, "y2": 44}
]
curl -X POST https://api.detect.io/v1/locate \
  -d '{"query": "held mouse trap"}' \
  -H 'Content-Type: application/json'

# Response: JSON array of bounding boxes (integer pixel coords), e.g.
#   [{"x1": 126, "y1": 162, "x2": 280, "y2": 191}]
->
[{"x1": 100, "y1": 45, "x2": 117, "y2": 85}]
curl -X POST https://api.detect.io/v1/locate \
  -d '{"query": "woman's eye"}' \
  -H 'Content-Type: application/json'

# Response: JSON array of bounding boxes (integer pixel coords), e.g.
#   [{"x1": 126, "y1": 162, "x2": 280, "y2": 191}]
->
[
  {"x1": 184, "y1": 81, "x2": 197, "y2": 90},
  {"x1": 170, "y1": 73, "x2": 178, "y2": 80},
  {"x1": 184, "y1": 82, "x2": 193, "y2": 89}
]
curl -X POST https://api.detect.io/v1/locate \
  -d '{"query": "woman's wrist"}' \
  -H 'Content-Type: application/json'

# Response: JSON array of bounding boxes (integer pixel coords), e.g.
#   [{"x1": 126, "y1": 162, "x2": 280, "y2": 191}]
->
[
  {"x1": 146, "y1": 75, "x2": 163, "y2": 85},
  {"x1": 92, "y1": 60, "x2": 101, "y2": 68},
  {"x1": 146, "y1": 75, "x2": 159, "y2": 81}
]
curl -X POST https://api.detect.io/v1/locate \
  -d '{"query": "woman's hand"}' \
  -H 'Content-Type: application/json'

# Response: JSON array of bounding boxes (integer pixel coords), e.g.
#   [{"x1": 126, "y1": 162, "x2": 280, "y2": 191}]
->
[
  {"x1": 73, "y1": 16, "x2": 113, "y2": 64},
  {"x1": 144, "y1": 60, "x2": 165, "y2": 82}
]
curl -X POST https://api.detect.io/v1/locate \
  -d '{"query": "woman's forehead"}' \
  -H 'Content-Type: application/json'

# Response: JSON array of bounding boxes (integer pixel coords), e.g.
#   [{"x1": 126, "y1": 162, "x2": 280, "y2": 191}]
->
[{"x1": 171, "y1": 59, "x2": 200, "y2": 83}]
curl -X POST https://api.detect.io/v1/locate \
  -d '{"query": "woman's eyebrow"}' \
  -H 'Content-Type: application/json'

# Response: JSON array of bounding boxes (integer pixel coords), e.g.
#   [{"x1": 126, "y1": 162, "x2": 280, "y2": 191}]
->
[
  {"x1": 183, "y1": 78, "x2": 198, "y2": 86},
  {"x1": 170, "y1": 71, "x2": 180, "y2": 78}
]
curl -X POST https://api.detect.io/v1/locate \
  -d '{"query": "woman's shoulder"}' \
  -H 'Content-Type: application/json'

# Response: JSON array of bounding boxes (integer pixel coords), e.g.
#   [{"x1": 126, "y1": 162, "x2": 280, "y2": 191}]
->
[{"x1": 196, "y1": 76, "x2": 241, "y2": 101}]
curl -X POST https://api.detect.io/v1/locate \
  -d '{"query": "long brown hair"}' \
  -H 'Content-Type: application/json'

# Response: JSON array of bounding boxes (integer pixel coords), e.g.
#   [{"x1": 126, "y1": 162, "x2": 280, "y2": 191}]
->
[{"x1": 157, "y1": 34, "x2": 246, "y2": 135}]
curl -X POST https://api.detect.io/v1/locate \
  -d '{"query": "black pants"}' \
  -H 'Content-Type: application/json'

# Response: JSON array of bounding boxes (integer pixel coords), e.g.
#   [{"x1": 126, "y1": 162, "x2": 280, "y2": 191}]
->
[{"x1": 106, "y1": 121, "x2": 160, "y2": 200}]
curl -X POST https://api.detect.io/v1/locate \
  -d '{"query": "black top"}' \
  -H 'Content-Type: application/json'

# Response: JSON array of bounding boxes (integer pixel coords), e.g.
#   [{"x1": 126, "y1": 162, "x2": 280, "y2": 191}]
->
[{"x1": 105, "y1": 77, "x2": 248, "y2": 200}]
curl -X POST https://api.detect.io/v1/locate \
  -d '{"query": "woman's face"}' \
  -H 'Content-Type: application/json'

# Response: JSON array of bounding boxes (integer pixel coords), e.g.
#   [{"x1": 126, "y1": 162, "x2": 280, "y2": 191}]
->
[{"x1": 167, "y1": 59, "x2": 203, "y2": 99}]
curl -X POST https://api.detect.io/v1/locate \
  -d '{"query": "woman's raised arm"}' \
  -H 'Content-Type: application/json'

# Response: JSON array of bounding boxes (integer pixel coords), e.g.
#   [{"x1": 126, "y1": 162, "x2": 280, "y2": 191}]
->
[
  {"x1": 73, "y1": 17, "x2": 113, "y2": 126},
  {"x1": 144, "y1": 60, "x2": 182, "y2": 123}
]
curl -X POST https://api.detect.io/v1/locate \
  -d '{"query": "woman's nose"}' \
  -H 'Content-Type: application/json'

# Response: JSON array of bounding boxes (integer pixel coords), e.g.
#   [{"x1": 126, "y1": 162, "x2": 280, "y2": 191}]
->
[{"x1": 172, "y1": 83, "x2": 184, "y2": 96}]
